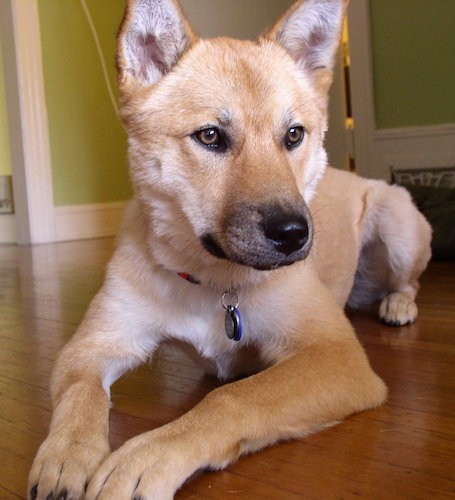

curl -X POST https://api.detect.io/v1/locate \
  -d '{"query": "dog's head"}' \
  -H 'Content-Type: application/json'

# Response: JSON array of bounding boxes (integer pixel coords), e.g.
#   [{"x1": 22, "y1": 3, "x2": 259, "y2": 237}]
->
[{"x1": 117, "y1": 0, "x2": 348, "y2": 275}]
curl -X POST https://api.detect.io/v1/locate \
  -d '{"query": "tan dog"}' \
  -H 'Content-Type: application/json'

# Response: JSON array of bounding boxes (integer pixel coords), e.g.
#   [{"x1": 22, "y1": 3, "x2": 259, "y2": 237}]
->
[{"x1": 29, "y1": 0, "x2": 431, "y2": 498}]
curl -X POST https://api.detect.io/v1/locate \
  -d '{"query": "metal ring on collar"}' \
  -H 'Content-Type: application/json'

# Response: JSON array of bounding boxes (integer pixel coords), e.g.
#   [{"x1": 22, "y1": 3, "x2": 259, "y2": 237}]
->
[{"x1": 221, "y1": 290, "x2": 239, "y2": 310}]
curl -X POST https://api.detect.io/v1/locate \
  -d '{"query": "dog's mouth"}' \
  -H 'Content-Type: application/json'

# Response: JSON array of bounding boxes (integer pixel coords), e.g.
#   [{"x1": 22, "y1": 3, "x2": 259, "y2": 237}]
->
[
  {"x1": 200, "y1": 204, "x2": 313, "y2": 271},
  {"x1": 201, "y1": 234, "x2": 229, "y2": 261}
]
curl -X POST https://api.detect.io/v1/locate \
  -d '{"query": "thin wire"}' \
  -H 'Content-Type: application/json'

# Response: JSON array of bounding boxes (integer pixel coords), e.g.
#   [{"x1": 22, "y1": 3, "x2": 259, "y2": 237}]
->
[{"x1": 79, "y1": 0, "x2": 119, "y2": 116}]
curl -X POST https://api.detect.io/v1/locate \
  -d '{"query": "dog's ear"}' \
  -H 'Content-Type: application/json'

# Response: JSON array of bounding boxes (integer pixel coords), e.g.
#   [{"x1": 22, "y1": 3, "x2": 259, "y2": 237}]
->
[
  {"x1": 117, "y1": 0, "x2": 197, "y2": 93},
  {"x1": 264, "y1": 0, "x2": 349, "y2": 93}
]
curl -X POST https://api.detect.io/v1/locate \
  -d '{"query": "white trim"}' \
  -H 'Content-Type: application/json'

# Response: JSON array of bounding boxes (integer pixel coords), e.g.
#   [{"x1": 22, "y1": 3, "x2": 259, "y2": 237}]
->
[
  {"x1": 372, "y1": 123, "x2": 455, "y2": 180},
  {"x1": 55, "y1": 201, "x2": 127, "y2": 242},
  {"x1": 375, "y1": 122, "x2": 455, "y2": 141},
  {"x1": 346, "y1": 0, "x2": 376, "y2": 179},
  {"x1": 0, "y1": 0, "x2": 55, "y2": 245},
  {"x1": 11, "y1": 0, "x2": 55, "y2": 243},
  {"x1": 0, "y1": 214, "x2": 17, "y2": 244}
]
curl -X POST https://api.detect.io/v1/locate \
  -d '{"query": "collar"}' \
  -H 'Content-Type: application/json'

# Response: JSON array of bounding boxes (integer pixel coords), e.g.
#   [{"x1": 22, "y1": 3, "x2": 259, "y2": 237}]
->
[{"x1": 177, "y1": 272, "x2": 201, "y2": 285}]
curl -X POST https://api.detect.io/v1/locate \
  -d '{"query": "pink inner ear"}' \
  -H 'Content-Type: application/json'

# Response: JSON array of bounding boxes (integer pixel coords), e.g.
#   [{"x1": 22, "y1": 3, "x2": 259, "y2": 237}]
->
[
  {"x1": 135, "y1": 32, "x2": 168, "y2": 78},
  {"x1": 272, "y1": 0, "x2": 344, "y2": 76},
  {"x1": 307, "y1": 26, "x2": 327, "y2": 50}
]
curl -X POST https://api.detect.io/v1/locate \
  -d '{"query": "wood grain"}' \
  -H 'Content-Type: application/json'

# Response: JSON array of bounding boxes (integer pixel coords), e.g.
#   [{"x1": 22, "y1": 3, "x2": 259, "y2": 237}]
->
[{"x1": 0, "y1": 238, "x2": 454, "y2": 499}]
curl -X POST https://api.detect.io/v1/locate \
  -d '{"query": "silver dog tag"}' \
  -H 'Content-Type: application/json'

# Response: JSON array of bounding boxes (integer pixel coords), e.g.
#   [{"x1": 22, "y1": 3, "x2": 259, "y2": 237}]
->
[{"x1": 225, "y1": 306, "x2": 242, "y2": 342}]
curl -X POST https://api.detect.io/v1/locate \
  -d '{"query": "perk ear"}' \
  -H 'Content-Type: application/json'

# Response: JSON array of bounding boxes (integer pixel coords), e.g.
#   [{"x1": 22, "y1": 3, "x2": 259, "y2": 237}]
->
[
  {"x1": 264, "y1": 0, "x2": 349, "y2": 92},
  {"x1": 117, "y1": 0, "x2": 196, "y2": 93}
]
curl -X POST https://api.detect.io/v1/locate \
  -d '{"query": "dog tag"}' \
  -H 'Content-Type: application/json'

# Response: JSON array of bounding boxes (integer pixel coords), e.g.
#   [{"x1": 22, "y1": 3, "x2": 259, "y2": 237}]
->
[{"x1": 225, "y1": 306, "x2": 242, "y2": 342}]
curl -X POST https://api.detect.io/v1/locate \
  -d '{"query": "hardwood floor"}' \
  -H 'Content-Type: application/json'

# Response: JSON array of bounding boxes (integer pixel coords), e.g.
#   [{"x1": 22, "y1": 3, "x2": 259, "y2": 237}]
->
[{"x1": 0, "y1": 237, "x2": 454, "y2": 499}]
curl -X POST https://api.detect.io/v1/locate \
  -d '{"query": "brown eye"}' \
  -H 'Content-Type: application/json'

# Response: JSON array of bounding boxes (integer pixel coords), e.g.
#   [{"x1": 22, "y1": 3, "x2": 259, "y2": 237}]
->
[
  {"x1": 193, "y1": 127, "x2": 227, "y2": 152},
  {"x1": 285, "y1": 126, "x2": 305, "y2": 150},
  {"x1": 198, "y1": 128, "x2": 219, "y2": 145}
]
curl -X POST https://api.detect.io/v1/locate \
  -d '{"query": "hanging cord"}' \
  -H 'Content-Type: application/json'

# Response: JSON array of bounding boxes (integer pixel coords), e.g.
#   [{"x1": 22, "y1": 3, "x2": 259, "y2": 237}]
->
[{"x1": 79, "y1": 0, "x2": 119, "y2": 116}]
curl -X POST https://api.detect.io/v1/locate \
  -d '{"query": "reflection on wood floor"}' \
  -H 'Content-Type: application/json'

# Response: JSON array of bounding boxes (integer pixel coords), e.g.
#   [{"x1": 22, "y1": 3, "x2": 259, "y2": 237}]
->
[{"x1": 0, "y1": 237, "x2": 454, "y2": 499}]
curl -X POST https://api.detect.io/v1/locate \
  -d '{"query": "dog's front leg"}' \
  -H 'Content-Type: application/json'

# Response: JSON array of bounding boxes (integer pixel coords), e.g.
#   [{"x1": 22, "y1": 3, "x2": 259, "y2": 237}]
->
[
  {"x1": 28, "y1": 368, "x2": 110, "y2": 500},
  {"x1": 28, "y1": 292, "x2": 148, "y2": 500},
  {"x1": 86, "y1": 335, "x2": 387, "y2": 500}
]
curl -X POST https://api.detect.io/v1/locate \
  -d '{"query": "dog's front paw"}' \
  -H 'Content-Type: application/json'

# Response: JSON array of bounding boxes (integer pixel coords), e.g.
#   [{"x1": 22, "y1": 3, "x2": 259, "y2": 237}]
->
[
  {"x1": 379, "y1": 292, "x2": 418, "y2": 326},
  {"x1": 28, "y1": 433, "x2": 110, "y2": 500},
  {"x1": 86, "y1": 430, "x2": 193, "y2": 500}
]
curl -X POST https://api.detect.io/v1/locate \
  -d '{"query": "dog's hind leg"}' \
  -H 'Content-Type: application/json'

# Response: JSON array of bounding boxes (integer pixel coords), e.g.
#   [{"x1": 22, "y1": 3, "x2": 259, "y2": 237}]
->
[
  {"x1": 376, "y1": 185, "x2": 432, "y2": 326},
  {"x1": 349, "y1": 181, "x2": 432, "y2": 326}
]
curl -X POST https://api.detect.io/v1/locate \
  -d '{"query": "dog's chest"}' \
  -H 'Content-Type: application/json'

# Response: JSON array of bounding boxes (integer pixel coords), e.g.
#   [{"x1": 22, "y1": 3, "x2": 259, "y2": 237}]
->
[
  {"x1": 167, "y1": 337, "x2": 266, "y2": 381},
  {"x1": 158, "y1": 288, "x2": 277, "y2": 380},
  {"x1": 163, "y1": 306, "x2": 257, "y2": 379},
  {"x1": 136, "y1": 269, "x2": 294, "y2": 380}
]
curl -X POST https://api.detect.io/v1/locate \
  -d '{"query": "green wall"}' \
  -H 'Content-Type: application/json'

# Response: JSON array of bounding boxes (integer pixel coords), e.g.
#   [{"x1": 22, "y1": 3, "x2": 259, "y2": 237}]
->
[
  {"x1": 0, "y1": 35, "x2": 12, "y2": 177},
  {"x1": 370, "y1": 0, "x2": 455, "y2": 129},
  {"x1": 38, "y1": 0, "x2": 131, "y2": 206},
  {"x1": 180, "y1": 0, "x2": 294, "y2": 39}
]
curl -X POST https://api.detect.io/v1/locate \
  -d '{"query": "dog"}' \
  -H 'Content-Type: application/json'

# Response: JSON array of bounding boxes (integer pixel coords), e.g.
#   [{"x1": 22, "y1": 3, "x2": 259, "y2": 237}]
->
[{"x1": 28, "y1": 0, "x2": 432, "y2": 498}]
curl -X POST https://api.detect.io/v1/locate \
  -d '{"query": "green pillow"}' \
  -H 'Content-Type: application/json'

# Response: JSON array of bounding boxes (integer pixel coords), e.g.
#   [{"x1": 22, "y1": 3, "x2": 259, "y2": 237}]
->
[{"x1": 401, "y1": 184, "x2": 455, "y2": 261}]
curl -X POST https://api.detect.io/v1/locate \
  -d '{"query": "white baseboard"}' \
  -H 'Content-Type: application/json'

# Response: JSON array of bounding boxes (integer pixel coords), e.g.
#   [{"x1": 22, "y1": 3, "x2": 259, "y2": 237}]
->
[
  {"x1": 371, "y1": 123, "x2": 455, "y2": 180},
  {"x1": 0, "y1": 214, "x2": 17, "y2": 244},
  {"x1": 55, "y1": 201, "x2": 127, "y2": 242}
]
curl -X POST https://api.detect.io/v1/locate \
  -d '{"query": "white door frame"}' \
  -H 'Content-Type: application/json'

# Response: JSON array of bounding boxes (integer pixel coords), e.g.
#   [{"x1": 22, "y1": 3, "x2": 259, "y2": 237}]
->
[
  {"x1": 347, "y1": 0, "x2": 377, "y2": 178},
  {"x1": 0, "y1": 0, "x2": 55, "y2": 245}
]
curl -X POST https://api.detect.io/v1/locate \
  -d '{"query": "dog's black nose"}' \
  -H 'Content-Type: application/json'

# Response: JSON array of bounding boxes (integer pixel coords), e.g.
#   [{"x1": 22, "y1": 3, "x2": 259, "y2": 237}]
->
[{"x1": 264, "y1": 215, "x2": 309, "y2": 256}]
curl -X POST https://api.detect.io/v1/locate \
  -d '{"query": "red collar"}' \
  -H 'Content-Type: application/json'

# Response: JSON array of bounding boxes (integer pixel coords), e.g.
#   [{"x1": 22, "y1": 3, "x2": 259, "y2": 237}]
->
[{"x1": 177, "y1": 272, "x2": 201, "y2": 285}]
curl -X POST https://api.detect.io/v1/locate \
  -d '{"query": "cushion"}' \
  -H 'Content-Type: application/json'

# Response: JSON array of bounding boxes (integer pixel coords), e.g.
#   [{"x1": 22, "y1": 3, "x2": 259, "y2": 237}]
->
[{"x1": 402, "y1": 184, "x2": 455, "y2": 261}]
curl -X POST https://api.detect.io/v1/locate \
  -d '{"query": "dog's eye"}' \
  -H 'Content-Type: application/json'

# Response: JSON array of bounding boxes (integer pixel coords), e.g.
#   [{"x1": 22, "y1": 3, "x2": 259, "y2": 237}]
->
[
  {"x1": 192, "y1": 127, "x2": 227, "y2": 152},
  {"x1": 285, "y1": 126, "x2": 305, "y2": 150}
]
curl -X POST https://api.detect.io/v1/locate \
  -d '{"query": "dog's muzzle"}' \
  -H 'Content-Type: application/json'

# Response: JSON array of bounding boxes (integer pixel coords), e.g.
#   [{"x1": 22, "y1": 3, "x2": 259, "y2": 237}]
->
[{"x1": 201, "y1": 202, "x2": 313, "y2": 271}]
